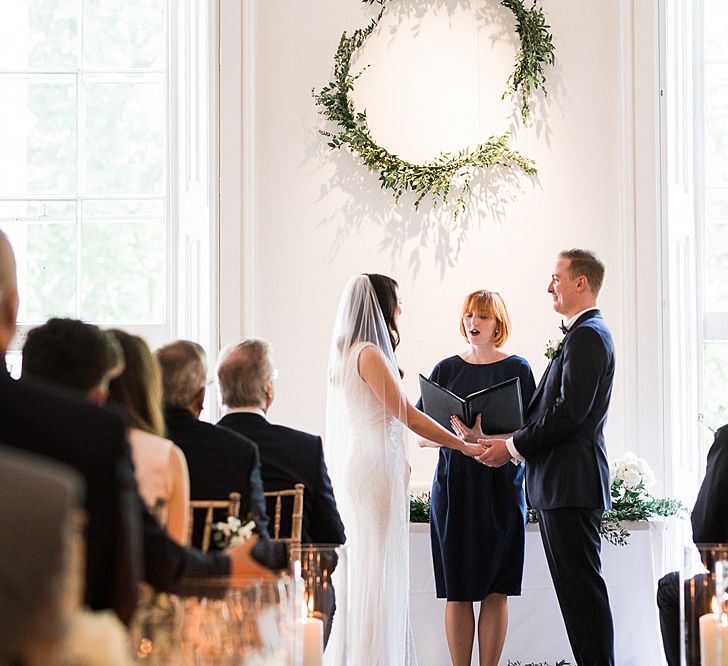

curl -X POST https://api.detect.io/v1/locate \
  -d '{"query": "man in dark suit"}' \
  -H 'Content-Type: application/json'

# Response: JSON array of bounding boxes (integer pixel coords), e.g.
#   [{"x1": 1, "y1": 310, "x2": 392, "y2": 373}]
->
[
  {"x1": 479, "y1": 249, "x2": 615, "y2": 665},
  {"x1": 156, "y1": 340, "x2": 269, "y2": 546},
  {"x1": 0, "y1": 231, "x2": 276, "y2": 626},
  {"x1": 216, "y1": 338, "x2": 345, "y2": 546},
  {"x1": 657, "y1": 424, "x2": 728, "y2": 666}
]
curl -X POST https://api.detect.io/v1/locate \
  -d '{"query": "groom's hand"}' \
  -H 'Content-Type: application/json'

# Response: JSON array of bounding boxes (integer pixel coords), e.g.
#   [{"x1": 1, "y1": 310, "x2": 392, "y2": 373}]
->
[{"x1": 476, "y1": 438, "x2": 511, "y2": 467}]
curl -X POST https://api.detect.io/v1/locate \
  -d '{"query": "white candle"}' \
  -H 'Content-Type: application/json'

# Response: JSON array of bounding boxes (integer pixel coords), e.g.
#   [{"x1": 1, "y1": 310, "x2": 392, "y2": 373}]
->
[
  {"x1": 302, "y1": 615, "x2": 324, "y2": 666},
  {"x1": 699, "y1": 611, "x2": 728, "y2": 665}
]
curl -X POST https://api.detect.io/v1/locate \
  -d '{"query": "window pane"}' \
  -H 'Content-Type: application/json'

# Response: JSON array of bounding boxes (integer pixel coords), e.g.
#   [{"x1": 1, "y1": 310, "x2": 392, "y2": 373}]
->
[
  {"x1": 705, "y1": 1, "x2": 728, "y2": 62},
  {"x1": 0, "y1": 1, "x2": 78, "y2": 70},
  {"x1": 0, "y1": 200, "x2": 77, "y2": 322},
  {"x1": 704, "y1": 71, "x2": 728, "y2": 188},
  {"x1": 704, "y1": 343, "x2": 728, "y2": 428},
  {"x1": 0, "y1": 77, "x2": 76, "y2": 195},
  {"x1": 706, "y1": 220, "x2": 728, "y2": 311},
  {"x1": 83, "y1": 0, "x2": 164, "y2": 70},
  {"x1": 80, "y1": 200, "x2": 164, "y2": 323},
  {"x1": 84, "y1": 81, "x2": 164, "y2": 195}
]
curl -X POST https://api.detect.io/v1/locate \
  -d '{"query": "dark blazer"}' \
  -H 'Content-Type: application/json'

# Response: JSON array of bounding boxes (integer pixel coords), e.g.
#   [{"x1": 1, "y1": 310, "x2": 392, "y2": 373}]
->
[
  {"x1": 217, "y1": 412, "x2": 345, "y2": 545},
  {"x1": 0, "y1": 365, "x2": 141, "y2": 625},
  {"x1": 1, "y1": 367, "x2": 232, "y2": 624},
  {"x1": 164, "y1": 407, "x2": 269, "y2": 544},
  {"x1": 692, "y1": 424, "x2": 728, "y2": 543},
  {"x1": 514, "y1": 309, "x2": 615, "y2": 510}
]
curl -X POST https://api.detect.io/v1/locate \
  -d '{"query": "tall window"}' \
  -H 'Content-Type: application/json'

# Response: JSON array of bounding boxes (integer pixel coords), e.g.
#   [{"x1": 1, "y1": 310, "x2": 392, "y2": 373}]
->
[
  {"x1": 0, "y1": 1, "x2": 171, "y2": 368},
  {"x1": 702, "y1": 0, "x2": 728, "y2": 429}
]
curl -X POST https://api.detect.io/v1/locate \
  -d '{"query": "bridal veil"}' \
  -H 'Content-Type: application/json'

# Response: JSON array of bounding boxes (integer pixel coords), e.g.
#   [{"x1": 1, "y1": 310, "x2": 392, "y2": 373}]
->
[{"x1": 325, "y1": 274, "x2": 416, "y2": 665}]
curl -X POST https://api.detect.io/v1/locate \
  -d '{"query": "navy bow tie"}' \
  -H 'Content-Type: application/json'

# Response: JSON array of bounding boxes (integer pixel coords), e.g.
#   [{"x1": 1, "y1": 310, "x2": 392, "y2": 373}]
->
[{"x1": 559, "y1": 321, "x2": 569, "y2": 335}]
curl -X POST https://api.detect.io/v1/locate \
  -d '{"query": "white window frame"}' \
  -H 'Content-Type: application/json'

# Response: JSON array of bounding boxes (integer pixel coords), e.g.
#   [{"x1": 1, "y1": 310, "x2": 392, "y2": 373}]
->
[{"x1": 3, "y1": 0, "x2": 218, "y2": 373}]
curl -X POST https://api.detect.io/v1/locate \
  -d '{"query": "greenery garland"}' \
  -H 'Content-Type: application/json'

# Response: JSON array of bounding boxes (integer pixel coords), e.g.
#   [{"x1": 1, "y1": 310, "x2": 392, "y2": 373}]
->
[
  {"x1": 410, "y1": 490, "x2": 687, "y2": 548},
  {"x1": 313, "y1": 0, "x2": 555, "y2": 218}
]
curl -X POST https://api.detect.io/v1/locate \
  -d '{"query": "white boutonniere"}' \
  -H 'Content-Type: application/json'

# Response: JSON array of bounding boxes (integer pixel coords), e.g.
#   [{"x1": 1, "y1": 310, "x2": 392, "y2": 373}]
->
[
  {"x1": 212, "y1": 515, "x2": 256, "y2": 548},
  {"x1": 544, "y1": 338, "x2": 564, "y2": 360}
]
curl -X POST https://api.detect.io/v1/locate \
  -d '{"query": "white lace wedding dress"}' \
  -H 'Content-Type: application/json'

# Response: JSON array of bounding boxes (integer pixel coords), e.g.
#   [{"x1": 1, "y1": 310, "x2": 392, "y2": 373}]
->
[{"x1": 326, "y1": 341, "x2": 416, "y2": 666}]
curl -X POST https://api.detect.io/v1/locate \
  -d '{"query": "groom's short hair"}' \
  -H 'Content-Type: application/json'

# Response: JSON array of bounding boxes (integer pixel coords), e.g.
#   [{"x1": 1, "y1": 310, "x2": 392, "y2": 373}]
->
[{"x1": 560, "y1": 249, "x2": 605, "y2": 296}]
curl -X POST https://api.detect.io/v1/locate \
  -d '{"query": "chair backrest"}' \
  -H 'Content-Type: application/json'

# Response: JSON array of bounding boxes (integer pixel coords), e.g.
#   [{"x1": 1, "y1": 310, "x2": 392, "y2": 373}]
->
[
  {"x1": 188, "y1": 491, "x2": 241, "y2": 553},
  {"x1": 264, "y1": 483, "x2": 304, "y2": 545}
]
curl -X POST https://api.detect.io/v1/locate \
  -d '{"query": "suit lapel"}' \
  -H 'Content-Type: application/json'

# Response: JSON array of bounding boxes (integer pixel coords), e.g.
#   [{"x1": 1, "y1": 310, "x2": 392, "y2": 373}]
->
[
  {"x1": 527, "y1": 310, "x2": 602, "y2": 412},
  {"x1": 529, "y1": 358, "x2": 555, "y2": 409}
]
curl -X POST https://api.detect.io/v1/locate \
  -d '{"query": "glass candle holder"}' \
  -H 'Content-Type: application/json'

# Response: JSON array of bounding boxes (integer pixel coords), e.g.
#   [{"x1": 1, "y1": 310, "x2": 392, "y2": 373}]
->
[
  {"x1": 681, "y1": 544, "x2": 728, "y2": 666},
  {"x1": 133, "y1": 576, "x2": 292, "y2": 665},
  {"x1": 128, "y1": 589, "x2": 182, "y2": 663},
  {"x1": 289, "y1": 544, "x2": 349, "y2": 666}
]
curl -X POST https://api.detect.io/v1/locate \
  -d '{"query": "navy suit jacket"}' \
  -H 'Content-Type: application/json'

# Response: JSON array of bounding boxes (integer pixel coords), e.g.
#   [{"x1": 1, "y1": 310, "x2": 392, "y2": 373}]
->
[
  {"x1": 0, "y1": 365, "x2": 141, "y2": 624},
  {"x1": 164, "y1": 407, "x2": 269, "y2": 543},
  {"x1": 217, "y1": 412, "x2": 346, "y2": 545},
  {"x1": 1, "y1": 368, "x2": 232, "y2": 624},
  {"x1": 513, "y1": 309, "x2": 615, "y2": 510},
  {"x1": 692, "y1": 424, "x2": 728, "y2": 543}
]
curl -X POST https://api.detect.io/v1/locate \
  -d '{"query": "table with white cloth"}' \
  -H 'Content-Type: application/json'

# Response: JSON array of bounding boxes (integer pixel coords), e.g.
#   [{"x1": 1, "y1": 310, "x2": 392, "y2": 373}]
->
[{"x1": 409, "y1": 520, "x2": 671, "y2": 665}]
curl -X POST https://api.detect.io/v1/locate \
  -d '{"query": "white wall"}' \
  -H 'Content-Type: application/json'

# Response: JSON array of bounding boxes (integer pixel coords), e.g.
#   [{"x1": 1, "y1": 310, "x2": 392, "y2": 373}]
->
[{"x1": 219, "y1": 0, "x2": 664, "y2": 489}]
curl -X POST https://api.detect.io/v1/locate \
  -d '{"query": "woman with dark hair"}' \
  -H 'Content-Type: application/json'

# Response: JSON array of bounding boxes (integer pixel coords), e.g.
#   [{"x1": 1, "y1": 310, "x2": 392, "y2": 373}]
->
[
  {"x1": 418, "y1": 290, "x2": 535, "y2": 666},
  {"x1": 108, "y1": 330, "x2": 190, "y2": 545},
  {"x1": 326, "y1": 274, "x2": 482, "y2": 665}
]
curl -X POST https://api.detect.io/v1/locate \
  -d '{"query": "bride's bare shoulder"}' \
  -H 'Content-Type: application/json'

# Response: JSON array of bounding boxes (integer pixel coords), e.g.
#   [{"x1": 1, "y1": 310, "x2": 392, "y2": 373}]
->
[{"x1": 356, "y1": 343, "x2": 387, "y2": 376}]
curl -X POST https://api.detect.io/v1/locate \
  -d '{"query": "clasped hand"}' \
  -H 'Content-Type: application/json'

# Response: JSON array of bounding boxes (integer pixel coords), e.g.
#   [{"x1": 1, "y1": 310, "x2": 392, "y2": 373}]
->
[{"x1": 450, "y1": 414, "x2": 513, "y2": 468}]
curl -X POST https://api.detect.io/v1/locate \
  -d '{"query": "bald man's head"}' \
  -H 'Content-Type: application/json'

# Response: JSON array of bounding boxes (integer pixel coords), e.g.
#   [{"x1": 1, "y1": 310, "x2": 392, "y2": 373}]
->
[{"x1": 0, "y1": 230, "x2": 19, "y2": 353}]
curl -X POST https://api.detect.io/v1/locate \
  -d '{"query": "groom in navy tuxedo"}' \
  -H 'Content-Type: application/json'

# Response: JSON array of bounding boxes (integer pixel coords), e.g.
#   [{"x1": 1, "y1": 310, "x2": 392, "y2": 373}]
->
[{"x1": 479, "y1": 249, "x2": 615, "y2": 666}]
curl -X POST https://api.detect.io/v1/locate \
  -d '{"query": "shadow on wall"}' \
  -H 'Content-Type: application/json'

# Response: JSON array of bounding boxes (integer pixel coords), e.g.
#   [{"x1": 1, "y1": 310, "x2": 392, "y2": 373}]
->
[{"x1": 307, "y1": 0, "x2": 564, "y2": 275}]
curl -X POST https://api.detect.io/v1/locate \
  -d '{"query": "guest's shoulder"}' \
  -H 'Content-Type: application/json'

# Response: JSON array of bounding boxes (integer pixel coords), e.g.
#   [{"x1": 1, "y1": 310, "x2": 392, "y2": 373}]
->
[
  {"x1": 212, "y1": 422, "x2": 260, "y2": 451},
  {"x1": 268, "y1": 422, "x2": 321, "y2": 448},
  {"x1": 128, "y1": 428, "x2": 174, "y2": 451},
  {"x1": 17, "y1": 375, "x2": 125, "y2": 432}
]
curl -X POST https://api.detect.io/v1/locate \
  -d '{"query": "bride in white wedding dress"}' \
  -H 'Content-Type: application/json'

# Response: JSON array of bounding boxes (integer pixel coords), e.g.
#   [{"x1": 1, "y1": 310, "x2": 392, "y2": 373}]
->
[{"x1": 325, "y1": 274, "x2": 482, "y2": 666}]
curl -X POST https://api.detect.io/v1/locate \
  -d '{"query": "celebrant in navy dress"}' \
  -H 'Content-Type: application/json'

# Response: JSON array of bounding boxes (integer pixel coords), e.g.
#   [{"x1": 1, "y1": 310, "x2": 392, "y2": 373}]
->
[{"x1": 417, "y1": 290, "x2": 535, "y2": 666}]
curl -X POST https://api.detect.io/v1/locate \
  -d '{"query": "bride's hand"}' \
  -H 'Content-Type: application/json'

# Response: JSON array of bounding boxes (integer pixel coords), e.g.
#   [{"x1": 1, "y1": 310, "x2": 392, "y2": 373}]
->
[
  {"x1": 450, "y1": 414, "x2": 485, "y2": 443},
  {"x1": 459, "y1": 441, "x2": 487, "y2": 458}
]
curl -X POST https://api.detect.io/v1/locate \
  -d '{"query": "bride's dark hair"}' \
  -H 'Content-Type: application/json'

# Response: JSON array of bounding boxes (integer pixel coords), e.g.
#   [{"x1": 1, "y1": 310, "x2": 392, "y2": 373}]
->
[{"x1": 365, "y1": 273, "x2": 400, "y2": 353}]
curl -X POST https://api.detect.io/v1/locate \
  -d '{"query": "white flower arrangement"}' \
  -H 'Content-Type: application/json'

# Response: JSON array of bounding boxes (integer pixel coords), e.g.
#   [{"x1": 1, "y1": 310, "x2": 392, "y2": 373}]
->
[
  {"x1": 212, "y1": 516, "x2": 256, "y2": 548},
  {"x1": 602, "y1": 451, "x2": 686, "y2": 545},
  {"x1": 609, "y1": 451, "x2": 657, "y2": 492}
]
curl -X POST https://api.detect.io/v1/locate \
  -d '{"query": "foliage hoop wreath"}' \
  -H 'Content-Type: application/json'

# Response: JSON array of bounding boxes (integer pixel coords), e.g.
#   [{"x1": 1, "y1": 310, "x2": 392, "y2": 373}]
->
[{"x1": 313, "y1": 0, "x2": 555, "y2": 218}]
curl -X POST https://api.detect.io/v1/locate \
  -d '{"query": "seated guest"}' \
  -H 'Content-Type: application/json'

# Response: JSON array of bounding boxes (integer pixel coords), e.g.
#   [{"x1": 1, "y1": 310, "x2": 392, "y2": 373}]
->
[
  {"x1": 107, "y1": 329, "x2": 190, "y2": 544},
  {"x1": 3, "y1": 250, "x2": 275, "y2": 625},
  {"x1": 156, "y1": 340, "x2": 269, "y2": 545},
  {"x1": 22, "y1": 321, "x2": 190, "y2": 545},
  {"x1": 217, "y1": 338, "x2": 345, "y2": 546},
  {"x1": 0, "y1": 447, "x2": 83, "y2": 666},
  {"x1": 657, "y1": 424, "x2": 728, "y2": 666},
  {"x1": 18, "y1": 317, "x2": 278, "y2": 591}
]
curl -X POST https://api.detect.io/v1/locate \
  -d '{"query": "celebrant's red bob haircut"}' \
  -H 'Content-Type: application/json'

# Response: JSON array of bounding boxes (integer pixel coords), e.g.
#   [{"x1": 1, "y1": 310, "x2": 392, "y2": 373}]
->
[{"x1": 459, "y1": 290, "x2": 512, "y2": 348}]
